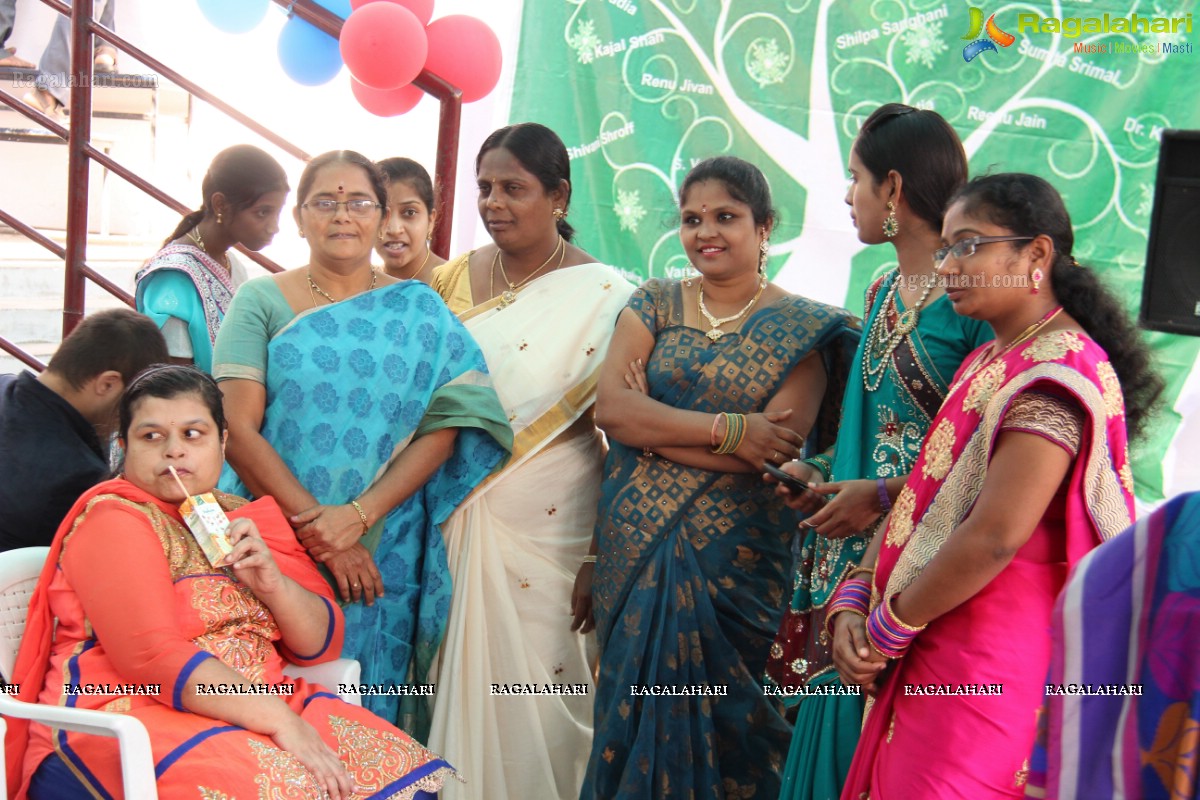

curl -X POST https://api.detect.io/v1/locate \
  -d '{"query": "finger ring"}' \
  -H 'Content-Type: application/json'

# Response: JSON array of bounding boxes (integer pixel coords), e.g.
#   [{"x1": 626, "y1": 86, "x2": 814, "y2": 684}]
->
[
  {"x1": 352, "y1": 583, "x2": 360, "y2": 589},
  {"x1": 772, "y1": 451, "x2": 779, "y2": 462}
]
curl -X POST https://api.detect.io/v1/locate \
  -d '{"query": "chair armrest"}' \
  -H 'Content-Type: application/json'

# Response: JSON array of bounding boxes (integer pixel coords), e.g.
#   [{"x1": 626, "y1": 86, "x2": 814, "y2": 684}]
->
[
  {"x1": 282, "y1": 658, "x2": 362, "y2": 706},
  {"x1": 0, "y1": 694, "x2": 158, "y2": 798}
]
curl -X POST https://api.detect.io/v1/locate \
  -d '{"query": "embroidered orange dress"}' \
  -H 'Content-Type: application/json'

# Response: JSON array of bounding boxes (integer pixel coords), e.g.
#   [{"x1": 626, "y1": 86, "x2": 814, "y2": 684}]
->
[{"x1": 5, "y1": 478, "x2": 457, "y2": 800}]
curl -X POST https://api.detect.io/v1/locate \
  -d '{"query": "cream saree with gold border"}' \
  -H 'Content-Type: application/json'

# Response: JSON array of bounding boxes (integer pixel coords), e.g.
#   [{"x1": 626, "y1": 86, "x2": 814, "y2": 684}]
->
[{"x1": 427, "y1": 258, "x2": 634, "y2": 800}]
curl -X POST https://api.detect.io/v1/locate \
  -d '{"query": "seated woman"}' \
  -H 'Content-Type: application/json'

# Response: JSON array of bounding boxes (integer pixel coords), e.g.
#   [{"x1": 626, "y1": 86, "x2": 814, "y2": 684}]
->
[
  {"x1": 4, "y1": 365, "x2": 456, "y2": 800},
  {"x1": 832, "y1": 174, "x2": 1163, "y2": 799},
  {"x1": 136, "y1": 144, "x2": 289, "y2": 373},
  {"x1": 214, "y1": 150, "x2": 510, "y2": 737},
  {"x1": 582, "y1": 156, "x2": 858, "y2": 798},
  {"x1": 376, "y1": 157, "x2": 446, "y2": 284}
]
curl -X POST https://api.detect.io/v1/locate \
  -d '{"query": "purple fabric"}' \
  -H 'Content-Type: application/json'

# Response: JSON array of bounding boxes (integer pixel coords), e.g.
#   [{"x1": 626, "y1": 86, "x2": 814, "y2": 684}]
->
[{"x1": 1028, "y1": 492, "x2": 1200, "y2": 799}]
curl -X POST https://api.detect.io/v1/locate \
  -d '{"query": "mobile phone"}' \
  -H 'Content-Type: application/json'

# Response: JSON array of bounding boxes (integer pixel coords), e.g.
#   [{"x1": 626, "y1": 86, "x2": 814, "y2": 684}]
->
[{"x1": 762, "y1": 462, "x2": 823, "y2": 497}]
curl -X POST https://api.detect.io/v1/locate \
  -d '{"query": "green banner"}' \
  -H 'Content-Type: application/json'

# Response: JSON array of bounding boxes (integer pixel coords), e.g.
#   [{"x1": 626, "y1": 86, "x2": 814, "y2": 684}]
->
[{"x1": 511, "y1": 0, "x2": 1199, "y2": 499}]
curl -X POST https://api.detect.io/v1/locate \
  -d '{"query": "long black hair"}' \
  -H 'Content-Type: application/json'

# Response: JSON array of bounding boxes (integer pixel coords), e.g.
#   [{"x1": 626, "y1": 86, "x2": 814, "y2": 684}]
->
[
  {"x1": 165, "y1": 144, "x2": 289, "y2": 245},
  {"x1": 855, "y1": 103, "x2": 967, "y2": 232},
  {"x1": 951, "y1": 173, "x2": 1163, "y2": 440},
  {"x1": 476, "y1": 123, "x2": 575, "y2": 242}
]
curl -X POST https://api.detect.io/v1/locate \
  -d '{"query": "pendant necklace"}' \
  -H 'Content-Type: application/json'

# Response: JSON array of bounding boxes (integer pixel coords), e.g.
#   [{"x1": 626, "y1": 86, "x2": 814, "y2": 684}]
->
[
  {"x1": 697, "y1": 274, "x2": 767, "y2": 341},
  {"x1": 861, "y1": 271, "x2": 935, "y2": 392},
  {"x1": 490, "y1": 236, "x2": 565, "y2": 309}
]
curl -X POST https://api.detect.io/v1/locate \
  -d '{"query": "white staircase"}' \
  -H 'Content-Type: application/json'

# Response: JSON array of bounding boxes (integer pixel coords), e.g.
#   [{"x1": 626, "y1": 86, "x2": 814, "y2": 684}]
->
[
  {"x1": 0, "y1": 61, "x2": 189, "y2": 375},
  {"x1": 0, "y1": 229, "x2": 154, "y2": 375}
]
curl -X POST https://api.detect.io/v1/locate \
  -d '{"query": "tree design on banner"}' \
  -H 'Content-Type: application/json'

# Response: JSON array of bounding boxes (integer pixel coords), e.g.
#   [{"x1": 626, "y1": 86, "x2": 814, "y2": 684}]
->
[{"x1": 511, "y1": 0, "x2": 1199, "y2": 499}]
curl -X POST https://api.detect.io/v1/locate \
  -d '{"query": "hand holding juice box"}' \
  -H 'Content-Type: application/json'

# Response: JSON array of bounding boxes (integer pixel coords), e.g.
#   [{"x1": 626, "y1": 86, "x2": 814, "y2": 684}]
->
[{"x1": 169, "y1": 466, "x2": 234, "y2": 567}]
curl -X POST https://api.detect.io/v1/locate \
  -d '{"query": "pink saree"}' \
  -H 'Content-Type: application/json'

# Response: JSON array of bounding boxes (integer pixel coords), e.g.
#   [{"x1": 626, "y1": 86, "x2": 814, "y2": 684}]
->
[{"x1": 842, "y1": 330, "x2": 1136, "y2": 799}]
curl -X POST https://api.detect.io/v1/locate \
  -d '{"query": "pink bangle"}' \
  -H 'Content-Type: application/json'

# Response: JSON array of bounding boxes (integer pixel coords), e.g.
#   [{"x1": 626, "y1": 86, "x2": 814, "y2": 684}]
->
[
  {"x1": 865, "y1": 594, "x2": 926, "y2": 659},
  {"x1": 825, "y1": 577, "x2": 872, "y2": 637},
  {"x1": 710, "y1": 414, "x2": 722, "y2": 448}
]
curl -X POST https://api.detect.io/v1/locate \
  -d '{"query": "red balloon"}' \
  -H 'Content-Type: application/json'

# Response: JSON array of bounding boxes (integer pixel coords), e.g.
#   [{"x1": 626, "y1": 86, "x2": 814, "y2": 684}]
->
[
  {"x1": 423, "y1": 15, "x2": 503, "y2": 103},
  {"x1": 340, "y1": 3, "x2": 427, "y2": 90},
  {"x1": 348, "y1": 0, "x2": 433, "y2": 25},
  {"x1": 351, "y1": 77, "x2": 423, "y2": 116}
]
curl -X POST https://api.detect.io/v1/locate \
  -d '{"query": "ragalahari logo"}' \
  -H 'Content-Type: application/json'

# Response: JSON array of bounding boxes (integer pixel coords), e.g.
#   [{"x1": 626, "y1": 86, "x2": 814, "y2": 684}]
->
[{"x1": 962, "y1": 7, "x2": 1016, "y2": 61}]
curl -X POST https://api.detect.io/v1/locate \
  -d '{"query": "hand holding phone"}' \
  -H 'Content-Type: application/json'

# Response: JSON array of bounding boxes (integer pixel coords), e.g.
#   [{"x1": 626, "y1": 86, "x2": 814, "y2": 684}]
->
[{"x1": 762, "y1": 462, "x2": 824, "y2": 498}]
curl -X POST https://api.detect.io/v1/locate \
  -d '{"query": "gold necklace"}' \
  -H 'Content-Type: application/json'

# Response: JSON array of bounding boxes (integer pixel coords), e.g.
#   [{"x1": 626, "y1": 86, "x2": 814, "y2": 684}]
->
[
  {"x1": 861, "y1": 271, "x2": 936, "y2": 392},
  {"x1": 396, "y1": 246, "x2": 432, "y2": 281},
  {"x1": 307, "y1": 268, "x2": 377, "y2": 307},
  {"x1": 948, "y1": 306, "x2": 1064, "y2": 395},
  {"x1": 490, "y1": 236, "x2": 565, "y2": 309},
  {"x1": 697, "y1": 274, "x2": 767, "y2": 341},
  {"x1": 188, "y1": 226, "x2": 230, "y2": 271}
]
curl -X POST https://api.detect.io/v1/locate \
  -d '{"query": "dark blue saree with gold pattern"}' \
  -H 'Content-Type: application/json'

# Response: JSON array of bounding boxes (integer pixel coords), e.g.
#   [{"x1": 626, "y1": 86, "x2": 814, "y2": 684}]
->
[{"x1": 583, "y1": 280, "x2": 858, "y2": 800}]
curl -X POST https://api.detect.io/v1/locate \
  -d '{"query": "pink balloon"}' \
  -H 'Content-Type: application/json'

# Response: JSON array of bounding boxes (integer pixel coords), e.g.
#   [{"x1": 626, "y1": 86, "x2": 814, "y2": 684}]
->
[
  {"x1": 423, "y1": 15, "x2": 503, "y2": 103},
  {"x1": 348, "y1": 0, "x2": 433, "y2": 25},
  {"x1": 351, "y1": 77, "x2": 423, "y2": 116},
  {"x1": 340, "y1": 3, "x2": 428, "y2": 90}
]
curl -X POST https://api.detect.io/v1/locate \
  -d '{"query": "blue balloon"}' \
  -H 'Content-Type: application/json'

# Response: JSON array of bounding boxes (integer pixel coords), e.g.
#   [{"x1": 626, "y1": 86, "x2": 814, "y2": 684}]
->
[
  {"x1": 196, "y1": 0, "x2": 269, "y2": 34},
  {"x1": 278, "y1": 15, "x2": 343, "y2": 86}
]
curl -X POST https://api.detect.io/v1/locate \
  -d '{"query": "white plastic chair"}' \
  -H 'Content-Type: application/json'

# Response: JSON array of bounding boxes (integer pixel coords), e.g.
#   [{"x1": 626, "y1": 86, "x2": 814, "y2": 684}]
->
[
  {"x1": 0, "y1": 546, "x2": 158, "y2": 798},
  {"x1": 0, "y1": 546, "x2": 362, "y2": 798}
]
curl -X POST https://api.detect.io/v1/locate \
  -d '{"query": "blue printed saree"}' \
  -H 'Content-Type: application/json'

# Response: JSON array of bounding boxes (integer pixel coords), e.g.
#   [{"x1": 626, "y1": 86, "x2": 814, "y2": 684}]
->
[
  {"x1": 583, "y1": 279, "x2": 858, "y2": 799},
  {"x1": 218, "y1": 280, "x2": 511, "y2": 735}
]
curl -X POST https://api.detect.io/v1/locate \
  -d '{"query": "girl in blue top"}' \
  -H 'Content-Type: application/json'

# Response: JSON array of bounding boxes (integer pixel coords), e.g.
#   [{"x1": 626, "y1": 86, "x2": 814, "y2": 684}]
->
[{"x1": 136, "y1": 144, "x2": 289, "y2": 372}]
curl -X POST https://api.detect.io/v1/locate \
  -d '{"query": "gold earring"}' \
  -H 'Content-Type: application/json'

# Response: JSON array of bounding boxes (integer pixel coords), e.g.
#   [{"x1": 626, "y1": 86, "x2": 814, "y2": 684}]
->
[
  {"x1": 216, "y1": 212, "x2": 223, "y2": 225},
  {"x1": 882, "y1": 202, "x2": 898, "y2": 238},
  {"x1": 759, "y1": 238, "x2": 769, "y2": 273},
  {"x1": 552, "y1": 207, "x2": 565, "y2": 220}
]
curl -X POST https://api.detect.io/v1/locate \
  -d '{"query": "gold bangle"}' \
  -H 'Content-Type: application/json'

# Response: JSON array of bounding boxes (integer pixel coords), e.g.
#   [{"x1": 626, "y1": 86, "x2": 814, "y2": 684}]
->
[
  {"x1": 349, "y1": 500, "x2": 369, "y2": 537},
  {"x1": 847, "y1": 567, "x2": 875, "y2": 580},
  {"x1": 886, "y1": 594, "x2": 927, "y2": 634},
  {"x1": 581, "y1": 554, "x2": 597, "y2": 564}
]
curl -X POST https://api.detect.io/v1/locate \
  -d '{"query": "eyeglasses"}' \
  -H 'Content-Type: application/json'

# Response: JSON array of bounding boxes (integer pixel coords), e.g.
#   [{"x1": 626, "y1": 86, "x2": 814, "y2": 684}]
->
[
  {"x1": 934, "y1": 235, "x2": 1035, "y2": 264},
  {"x1": 301, "y1": 199, "x2": 382, "y2": 218}
]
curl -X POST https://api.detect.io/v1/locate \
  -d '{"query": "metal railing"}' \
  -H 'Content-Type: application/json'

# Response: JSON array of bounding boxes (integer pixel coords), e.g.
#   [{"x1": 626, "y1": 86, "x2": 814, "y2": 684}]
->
[{"x1": 0, "y1": 0, "x2": 463, "y2": 369}]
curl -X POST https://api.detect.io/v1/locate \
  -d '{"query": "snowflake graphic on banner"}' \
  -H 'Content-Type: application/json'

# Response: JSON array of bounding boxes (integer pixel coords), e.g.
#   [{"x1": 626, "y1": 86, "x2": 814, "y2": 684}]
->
[
  {"x1": 614, "y1": 189, "x2": 647, "y2": 233},
  {"x1": 903, "y1": 21, "x2": 947, "y2": 69},
  {"x1": 745, "y1": 38, "x2": 790, "y2": 87},
  {"x1": 568, "y1": 19, "x2": 601, "y2": 64}
]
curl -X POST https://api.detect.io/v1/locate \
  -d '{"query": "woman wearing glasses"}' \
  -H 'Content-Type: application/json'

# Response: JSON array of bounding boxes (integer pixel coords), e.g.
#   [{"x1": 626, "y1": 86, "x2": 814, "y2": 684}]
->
[
  {"x1": 835, "y1": 173, "x2": 1161, "y2": 798},
  {"x1": 212, "y1": 150, "x2": 512, "y2": 734},
  {"x1": 768, "y1": 104, "x2": 990, "y2": 800}
]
